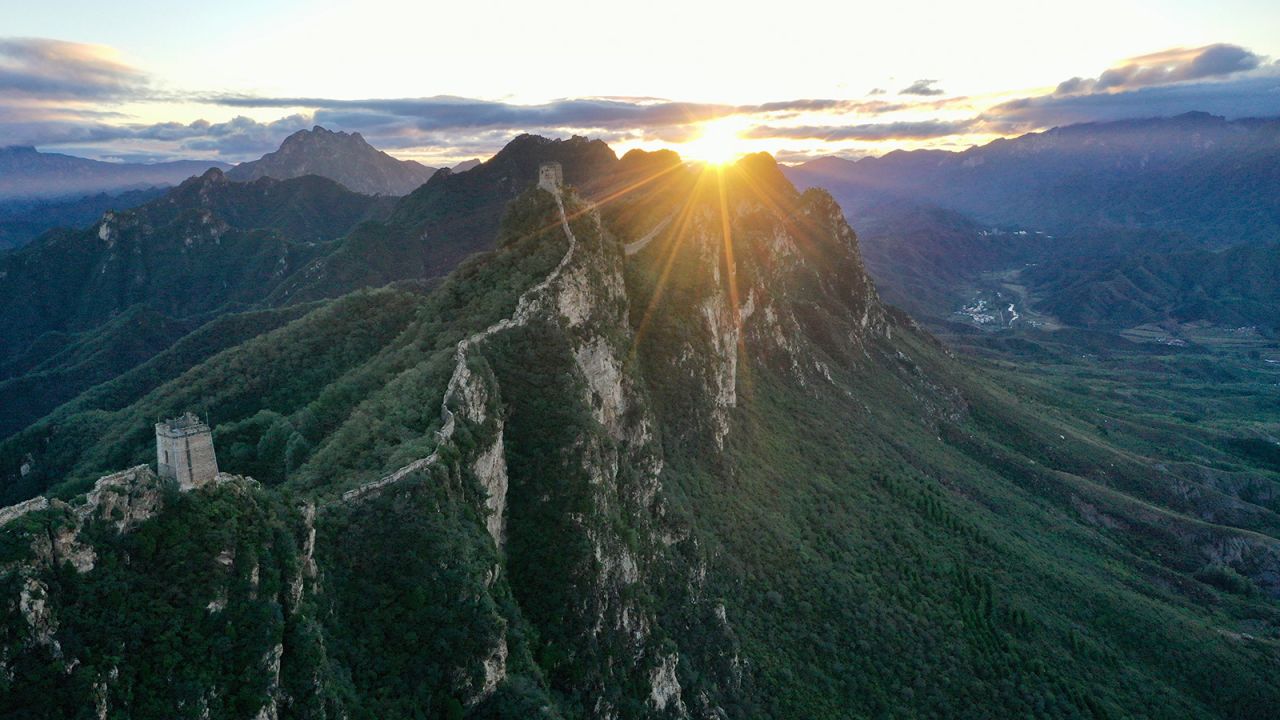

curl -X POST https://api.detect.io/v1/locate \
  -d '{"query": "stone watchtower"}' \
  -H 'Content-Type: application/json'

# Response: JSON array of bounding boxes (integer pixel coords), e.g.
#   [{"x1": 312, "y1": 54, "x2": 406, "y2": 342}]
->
[
  {"x1": 155, "y1": 412, "x2": 219, "y2": 490},
  {"x1": 538, "y1": 161, "x2": 563, "y2": 192}
]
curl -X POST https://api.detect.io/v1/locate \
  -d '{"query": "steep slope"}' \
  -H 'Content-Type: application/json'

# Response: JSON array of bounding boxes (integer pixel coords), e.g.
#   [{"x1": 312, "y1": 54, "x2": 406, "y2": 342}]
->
[
  {"x1": 786, "y1": 112, "x2": 1280, "y2": 245},
  {"x1": 2, "y1": 151, "x2": 1279, "y2": 719},
  {"x1": 227, "y1": 126, "x2": 436, "y2": 195},
  {"x1": 0, "y1": 145, "x2": 228, "y2": 201}
]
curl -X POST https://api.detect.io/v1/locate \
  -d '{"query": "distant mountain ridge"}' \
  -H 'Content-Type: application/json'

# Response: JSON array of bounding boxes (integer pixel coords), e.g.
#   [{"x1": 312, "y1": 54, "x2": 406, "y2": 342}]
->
[
  {"x1": 786, "y1": 112, "x2": 1280, "y2": 245},
  {"x1": 784, "y1": 113, "x2": 1280, "y2": 333},
  {"x1": 226, "y1": 126, "x2": 437, "y2": 195},
  {"x1": 0, "y1": 145, "x2": 228, "y2": 201}
]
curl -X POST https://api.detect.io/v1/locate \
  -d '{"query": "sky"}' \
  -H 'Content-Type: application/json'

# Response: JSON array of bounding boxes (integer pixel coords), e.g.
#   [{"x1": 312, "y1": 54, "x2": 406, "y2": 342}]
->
[{"x1": 2, "y1": 0, "x2": 1279, "y2": 165}]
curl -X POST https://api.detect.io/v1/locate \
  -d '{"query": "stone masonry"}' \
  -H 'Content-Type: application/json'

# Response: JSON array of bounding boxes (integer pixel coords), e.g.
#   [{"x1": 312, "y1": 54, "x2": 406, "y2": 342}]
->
[{"x1": 155, "y1": 412, "x2": 219, "y2": 490}]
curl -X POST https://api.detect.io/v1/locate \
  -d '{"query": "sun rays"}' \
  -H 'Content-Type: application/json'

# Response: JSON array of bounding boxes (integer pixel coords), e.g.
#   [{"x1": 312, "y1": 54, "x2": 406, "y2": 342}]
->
[
  {"x1": 678, "y1": 117, "x2": 752, "y2": 166},
  {"x1": 560, "y1": 149, "x2": 792, "y2": 411}
]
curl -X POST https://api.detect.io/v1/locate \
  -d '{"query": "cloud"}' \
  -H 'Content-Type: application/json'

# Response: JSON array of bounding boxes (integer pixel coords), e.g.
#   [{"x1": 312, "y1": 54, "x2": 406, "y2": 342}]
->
[
  {"x1": 747, "y1": 119, "x2": 978, "y2": 141},
  {"x1": 205, "y1": 94, "x2": 910, "y2": 132},
  {"x1": 985, "y1": 71, "x2": 1280, "y2": 130},
  {"x1": 0, "y1": 38, "x2": 148, "y2": 100},
  {"x1": 0, "y1": 112, "x2": 313, "y2": 159},
  {"x1": 3, "y1": 34, "x2": 1275, "y2": 164},
  {"x1": 899, "y1": 79, "x2": 944, "y2": 96},
  {"x1": 1053, "y1": 43, "x2": 1264, "y2": 95}
]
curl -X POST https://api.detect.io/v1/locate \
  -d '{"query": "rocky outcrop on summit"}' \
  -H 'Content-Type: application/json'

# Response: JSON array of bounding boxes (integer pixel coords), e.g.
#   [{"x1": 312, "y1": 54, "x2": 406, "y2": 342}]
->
[{"x1": 227, "y1": 126, "x2": 436, "y2": 196}]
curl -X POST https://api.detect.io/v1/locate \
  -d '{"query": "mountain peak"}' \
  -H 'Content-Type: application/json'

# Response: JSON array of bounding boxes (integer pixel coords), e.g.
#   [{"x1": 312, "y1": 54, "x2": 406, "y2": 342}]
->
[
  {"x1": 280, "y1": 126, "x2": 370, "y2": 148},
  {"x1": 227, "y1": 127, "x2": 435, "y2": 195}
]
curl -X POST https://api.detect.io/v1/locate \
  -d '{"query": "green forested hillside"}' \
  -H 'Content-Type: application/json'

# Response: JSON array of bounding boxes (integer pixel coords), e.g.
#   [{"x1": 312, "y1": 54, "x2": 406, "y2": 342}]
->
[
  {"x1": 1, "y1": 145, "x2": 1278, "y2": 719},
  {"x1": 1024, "y1": 242, "x2": 1280, "y2": 332},
  {"x1": 0, "y1": 136, "x2": 616, "y2": 445}
]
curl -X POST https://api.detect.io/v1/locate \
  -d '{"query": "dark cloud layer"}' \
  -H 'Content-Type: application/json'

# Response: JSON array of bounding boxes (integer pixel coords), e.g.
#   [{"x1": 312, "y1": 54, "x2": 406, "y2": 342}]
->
[
  {"x1": 747, "y1": 119, "x2": 976, "y2": 141},
  {"x1": 0, "y1": 38, "x2": 147, "y2": 100},
  {"x1": 986, "y1": 72, "x2": 1280, "y2": 129},
  {"x1": 1, "y1": 36, "x2": 1276, "y2": 163},
  {"x1": 1054, "y1": 43, "x2": 1264, "y2": 96},
  {"x1": 981, "y1": 43, "x2": 1278, "y2": 132},
  {"x1": 0, "y1": 111, "x2": 312, "y2": 158},
  {"x1": 206, "y1": 94, "x2": 905, "y2": 132},
  {"x1": 899, "y1": 79, "x2": 944, "y2": 96}
]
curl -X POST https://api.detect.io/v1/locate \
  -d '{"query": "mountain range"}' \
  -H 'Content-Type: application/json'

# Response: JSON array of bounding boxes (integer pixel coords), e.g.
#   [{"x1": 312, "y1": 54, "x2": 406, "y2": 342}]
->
[
  {"x1": 1, "y1": 132, "x2": 1278, "y2": 718},
  {"x1": 785, "y1": 112, "x2": 1280, "y2": 246},
  {"x1": 0, "y1": 135, "x2": 619, "y2": 438},
  {"x1": 784, "y1": 113, "x2": 1280, "y2": 336},
  {"x1": 1024, "y1": 241, "x2": 1280, "y2": 331},
  {"x1": 0, "y1": 129, "x2": 485, "y2": 249},
  {"x1": 0, "y1": 145, "x2": 228, "y2": 202},
  {"x1": 0, "y1": 188, "x2": 169, "y2": 250}
]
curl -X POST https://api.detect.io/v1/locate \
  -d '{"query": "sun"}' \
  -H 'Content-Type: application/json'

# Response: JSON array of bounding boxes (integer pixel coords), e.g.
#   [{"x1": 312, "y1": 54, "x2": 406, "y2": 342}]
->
[{"x1": 681, "y1": 118, "x2": 749, "y2": 165}]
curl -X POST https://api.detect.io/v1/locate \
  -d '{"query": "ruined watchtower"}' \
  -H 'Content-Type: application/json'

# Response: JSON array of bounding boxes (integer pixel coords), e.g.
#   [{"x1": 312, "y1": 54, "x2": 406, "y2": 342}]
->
[
  {"x1": 538, "y1": 161, "x2": 563, "y2": 192},
  {"x1": 155, "y1": 412, "x2": 219, "y2": 490}
]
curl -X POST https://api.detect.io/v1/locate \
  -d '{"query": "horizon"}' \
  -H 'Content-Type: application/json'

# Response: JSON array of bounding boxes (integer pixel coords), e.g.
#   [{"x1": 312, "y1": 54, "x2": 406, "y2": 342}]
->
[
  {"x1": 3, "y1": 0, "x2": 1280, "y2": 166},
  {"x1": 3, "y1": 108, "x2": 1266, "y2": 172}
]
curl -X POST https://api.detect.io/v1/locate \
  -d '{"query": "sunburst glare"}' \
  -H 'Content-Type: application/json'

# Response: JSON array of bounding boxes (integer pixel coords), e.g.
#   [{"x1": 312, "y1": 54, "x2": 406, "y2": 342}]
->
[{"x1": 680, "y1": 117, "x2": 751, "y2": 165}]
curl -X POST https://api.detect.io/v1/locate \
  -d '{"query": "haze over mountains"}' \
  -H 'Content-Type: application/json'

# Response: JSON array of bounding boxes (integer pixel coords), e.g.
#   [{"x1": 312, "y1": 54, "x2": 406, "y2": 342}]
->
[
  {"x1": 0, "y1": 144, "x2": 229, "y2": 202},
  {"x1": 785, "y1": 113, "x2": 1280, "y2": 336},
  {"x1": 0, "y1": 127, "x2": 445, "y2": 249},
  {"x1": 785, "y1": 112, "x2": 1280, "y2": 245}
]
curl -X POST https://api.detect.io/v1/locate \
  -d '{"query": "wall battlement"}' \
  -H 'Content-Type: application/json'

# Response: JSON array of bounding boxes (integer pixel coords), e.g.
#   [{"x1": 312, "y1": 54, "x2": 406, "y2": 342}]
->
[{"x1": 155, "y1": 412, "x2": 219, "y2": 490}]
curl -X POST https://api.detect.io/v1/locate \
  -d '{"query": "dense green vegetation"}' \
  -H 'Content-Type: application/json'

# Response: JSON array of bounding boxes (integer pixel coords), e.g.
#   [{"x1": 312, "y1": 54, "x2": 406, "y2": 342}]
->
[
  {"x1": 0, "y1": 479, "x2": 315, "y2": 717},
  {"x1": 0, "y1": 135, "x2": 619, "y2": 467},
  {"x1": 1, "y1": 141, "x2": 1277, "y2": 719},
  {"x1": 1023, "y1": 242, "x2": 1280, "y2": 333}
]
